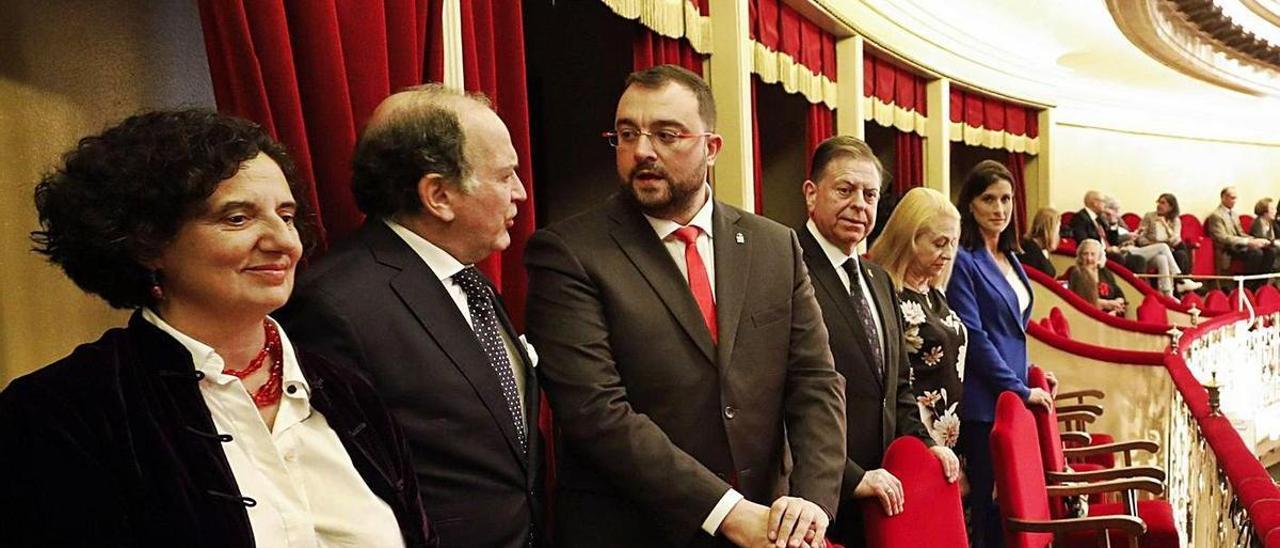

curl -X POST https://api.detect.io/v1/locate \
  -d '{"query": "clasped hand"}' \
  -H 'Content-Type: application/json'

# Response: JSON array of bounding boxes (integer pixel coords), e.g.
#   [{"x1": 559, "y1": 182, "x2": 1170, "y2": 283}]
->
[{"x1": 721, "y1": 496, "x2": 828, "y2": 548}]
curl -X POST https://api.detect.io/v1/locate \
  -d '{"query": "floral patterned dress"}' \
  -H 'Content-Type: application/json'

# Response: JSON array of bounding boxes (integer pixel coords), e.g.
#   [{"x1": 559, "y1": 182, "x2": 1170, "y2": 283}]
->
[{"x1": 899, "y1": 286, "x2": 968, "y2": 448}]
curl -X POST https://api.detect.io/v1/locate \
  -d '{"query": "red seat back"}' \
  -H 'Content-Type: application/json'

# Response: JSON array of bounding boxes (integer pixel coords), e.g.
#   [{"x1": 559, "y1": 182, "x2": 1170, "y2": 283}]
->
[
  {"x1": 1137, "y1": 294, "x2": 1168, "y2": 325},
  {"x1": 1204, "y1": 289, "x2": 1230, "y2": 315},
  {"x1": 1048, "y1": 307, "x2": 1071, "y2": 339},
  {"x1": 1242, "y1": 214, "x2": 1255, "y2": 234},
  {"x1": 1180, "y1": 291, "x2": 1204, "y2": 309},
  {"x1": 1228, "y1": 286, "x2": 1257, "y2": 311},
  {"x1": 1061, "y1": 211, "x2": 1075, "y2": 228},
  {"x1": 991, "y1": 391, "x2": 1054, "y2": 548},
  {"x1": 1180, "y1": 214, "x2": 1204, "y2": 240},
  {"x1": 1257, "y1": 284, "x2": 1280, "y2": 310},
  {"x1": 1028, "y1": 367, "x2": 1071, "y2": 519},
  {"x1": 1121, "y1": 212, "x2": 1140, "y2": 232},
  {"x1": 862, "y1": 436, "x2": 967, "y2": 547}
]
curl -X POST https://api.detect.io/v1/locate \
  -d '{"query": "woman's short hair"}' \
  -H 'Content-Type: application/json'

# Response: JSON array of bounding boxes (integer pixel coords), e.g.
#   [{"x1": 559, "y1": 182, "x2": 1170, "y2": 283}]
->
[
  {"x1": 31, "y1": 109, "x2": 314, "y2": 309},
  {"x1": 1255, "y1": 197, "x2": 1275, "y2": 217},
  {"x1": 956, "y1": 159, "x2": 1021, "y2": 253},
  {"x1": 1157, "y1": 193, "x2": 1181, "y2": 219},
  {"x1": 868, "y1": 187, "x2": 961, "y2": 291},
  {"x1": 1025, "y1": 207, "x2": 1060, "y2": 251},
  {"x1": 1075, "y1": 238, "x2": 1106, "y2": 268}
]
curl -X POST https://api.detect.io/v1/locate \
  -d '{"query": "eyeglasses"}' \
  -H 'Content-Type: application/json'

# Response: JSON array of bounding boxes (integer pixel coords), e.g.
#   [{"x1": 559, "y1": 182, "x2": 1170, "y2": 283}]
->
[{"x1": 602, "y1": 128, "x2": 713, "y2": 151}]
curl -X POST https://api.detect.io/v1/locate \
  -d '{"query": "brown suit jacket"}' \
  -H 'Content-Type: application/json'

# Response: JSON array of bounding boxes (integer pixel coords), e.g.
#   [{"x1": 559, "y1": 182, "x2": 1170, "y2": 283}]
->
[
  {"x1": 1205, "y1": 208, "x2": 1250, "y2": 273},
  {"x1": 797, "y1": 227, "x2": 932, "y2": 543},
  {"x1": 524, "y1": 193, "x2": 846, "y2": 547}
]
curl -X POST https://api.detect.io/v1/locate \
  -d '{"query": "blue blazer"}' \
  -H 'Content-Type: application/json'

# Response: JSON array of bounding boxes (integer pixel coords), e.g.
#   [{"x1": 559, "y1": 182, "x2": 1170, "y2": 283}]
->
[{"x1": 946, "y1": 246, "x2": 1033, "y2": 422}]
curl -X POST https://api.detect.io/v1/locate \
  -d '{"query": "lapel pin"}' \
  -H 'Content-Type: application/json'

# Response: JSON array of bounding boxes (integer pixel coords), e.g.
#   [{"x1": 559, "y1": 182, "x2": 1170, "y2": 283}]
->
[{"x1": 735, "y1": 233, "x2": 745, "y2": 244}]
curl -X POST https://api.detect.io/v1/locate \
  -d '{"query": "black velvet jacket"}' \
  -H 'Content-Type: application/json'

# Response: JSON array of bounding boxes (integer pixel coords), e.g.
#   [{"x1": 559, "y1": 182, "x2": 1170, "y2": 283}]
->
[{"x1": 0, "y1": 312, "x2": 438, "y2": 548}]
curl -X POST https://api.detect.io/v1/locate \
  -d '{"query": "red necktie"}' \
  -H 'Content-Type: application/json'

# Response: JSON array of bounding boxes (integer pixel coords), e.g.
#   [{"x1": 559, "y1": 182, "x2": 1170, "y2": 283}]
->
[{"x1": 673, "y1": 226, "x2": 718, "y2": 344}]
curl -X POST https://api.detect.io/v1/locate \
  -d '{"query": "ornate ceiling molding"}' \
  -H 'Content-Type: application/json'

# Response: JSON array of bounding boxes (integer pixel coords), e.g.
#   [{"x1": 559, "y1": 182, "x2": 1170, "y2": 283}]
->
[{"x1": 1107, "y1": 0, "x2": 1280, "y2": 96}]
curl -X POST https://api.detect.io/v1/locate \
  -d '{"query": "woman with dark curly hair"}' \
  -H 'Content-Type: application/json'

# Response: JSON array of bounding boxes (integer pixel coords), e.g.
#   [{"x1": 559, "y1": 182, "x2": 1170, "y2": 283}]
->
[{"x1": 0, "y1": 109, "x2": 437, "y2": 547}]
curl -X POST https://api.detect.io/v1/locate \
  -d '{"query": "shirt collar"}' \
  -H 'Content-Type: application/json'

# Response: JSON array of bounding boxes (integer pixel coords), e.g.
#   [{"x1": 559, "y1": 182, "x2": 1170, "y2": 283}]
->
[
  {"x1": 643, "y1": 184, "x2": 715, "y2": 241},
  {"x1": 1085, "y1": 208, "x2": 1100, "y2": 223},
  {"x1": 140, "y1": 308, "x2": 310, "y2": 400},
  {"x1": 806, "y1": 219, "x2": 857, "y2": 273},
  {"x1": 1217, "y1": 205, "x2": 1234, "y2": 217},
  {"x1": 385, "y1": 218, "x2": 467, "y2": 282}
]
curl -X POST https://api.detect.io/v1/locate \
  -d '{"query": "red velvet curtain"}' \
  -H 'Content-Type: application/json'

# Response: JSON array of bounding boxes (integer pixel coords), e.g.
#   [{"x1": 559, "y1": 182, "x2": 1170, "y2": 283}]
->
[
  {"x1": 1007, "y1": 152, "x2": 1028, "y2": 235},
  {"x1": 198, "y1": 0, "x2": 432, "y2": 251},
  {"x1": 458, "y1": 0, "x2": 536, "y2": 331},
  {"x1": 863, "y1": 51, "x2": 927, "y2": 195},
  {"x1": 634, "y1": 31, "x2": 704, "y2": 72},
  {"x1": 749, "y1": 0, "x2": 836, "y2": 211},
  {"x1": 894, "y1": 132, "x2": 924, "y2": 196}
]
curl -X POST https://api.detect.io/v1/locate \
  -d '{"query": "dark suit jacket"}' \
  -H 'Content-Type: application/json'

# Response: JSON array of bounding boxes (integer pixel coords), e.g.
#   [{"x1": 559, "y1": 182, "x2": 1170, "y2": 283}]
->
[
  {"x1": 796, "y1": 227, "x2": 932, "y2": 542},
  {"x1": 524, "y1": 193, "x2": 846, "y2": 547},
  {"x1": 946, "y1": 247, "x2": 1033, "y2": 423},
  {"x1": 280, "y1": 221, "x2": 542, "y2": 548},
  {"x1": 0, "y1": 313, "x2": 436, "y2": 548},
  {"x1": 1016, "y1": 238, "x2": 1056, "y2": 278},
  {"x1": 1069, "y1": 208, "x2": 1105, "y2": 244}
]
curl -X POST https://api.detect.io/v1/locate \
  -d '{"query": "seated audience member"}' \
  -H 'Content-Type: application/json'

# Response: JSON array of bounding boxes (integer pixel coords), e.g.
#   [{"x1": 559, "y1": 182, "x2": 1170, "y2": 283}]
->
[
  {"x1": 1206, "y1": 186, "x2": 1276, "y2": 288},
  {"x1": 1249, "y1": 198, "x2": 1280, "y2": 243},
  {"x1": 0, "y1": 110, "x2": 436, "y2": 547},
  {"x1": 1069, "y1": 190, "x2": 1147, "y2": 273},
  {"x1": 1018, "y1": 207, "x2": 1060, "y2": 277},
  {"x1": 1068, "y1": 239, "x2": 1127, "y2": 315},
  {"x1": 1136, "y1": 192, "x2": 1191, "y2": 274},
  {"x1": 1102, "y1": 195, "x2": 1199, "y2": 296},
  {"x1": 869, "y1": 187, "x2": 968, "y2": 453}
]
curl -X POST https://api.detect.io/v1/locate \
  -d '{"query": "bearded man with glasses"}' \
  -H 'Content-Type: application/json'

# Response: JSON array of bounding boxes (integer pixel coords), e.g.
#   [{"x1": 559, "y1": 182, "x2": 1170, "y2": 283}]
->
[{"x1": 525, "y1": 64, "x2": 846, "y2": 548}]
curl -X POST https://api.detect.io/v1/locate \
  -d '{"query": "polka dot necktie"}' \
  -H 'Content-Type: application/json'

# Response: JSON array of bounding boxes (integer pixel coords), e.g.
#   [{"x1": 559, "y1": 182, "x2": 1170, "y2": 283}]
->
[
  {"x1": 841, "y1": 258, "x2": 883, "y2": 380},
  {"x1": 454, "y1": 266, "x2": 527, "y2": 452}
]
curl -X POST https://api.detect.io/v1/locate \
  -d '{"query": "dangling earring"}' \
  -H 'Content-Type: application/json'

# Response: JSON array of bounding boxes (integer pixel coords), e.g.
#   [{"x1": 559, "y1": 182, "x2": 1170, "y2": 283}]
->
[{"x1": 149, "y1": 270, "x2": 164, "y2": 302}]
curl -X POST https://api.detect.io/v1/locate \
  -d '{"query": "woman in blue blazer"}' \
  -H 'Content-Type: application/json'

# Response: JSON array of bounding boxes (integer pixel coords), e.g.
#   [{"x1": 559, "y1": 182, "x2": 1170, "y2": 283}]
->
[{"x1": 946, "y1": 160, "x2": 1055, "y2": 548}]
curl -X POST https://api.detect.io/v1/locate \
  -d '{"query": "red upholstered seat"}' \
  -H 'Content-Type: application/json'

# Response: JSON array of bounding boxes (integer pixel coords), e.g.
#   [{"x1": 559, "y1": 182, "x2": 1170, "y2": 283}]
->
[
  {"x1": 1080, "y1": 433, "x2": 1116, "y2": 469},
  {"x1": 1179, "y1": 291, "x2": 1204, "y2": 310},
  {"x1": 1048, "y1": 307, "x2": 1071, "y2": 339},
  {"x1": 1257, "y1": 284, "x2": 1280, "y2": 310},
  {"x1": 1122, "y1": 213, "x2": 1141, "y2": 232},
  {"x1": 1242, "y1": 214, "x2": 1255, "y2": 234},
  {"x1": 1058, "y1": 238, "x2": 1078, "y2": 255},
  {"x1": 1227, "y1": 287, "x2": 1257, "y2": 312},
  {"x1": 992, "y1": 392, "x2": 1165, "y2": 547},
  {"x1": 861, "y1": 436, "x2": 966, "y2": 547},
  {"x1": 1065, "y1": 501, "x2": 1179, "y2": 548},
  {"x1": 1203, "y1": 290, "x2": 1230, "y2": 315},
  {"x1": 1136, "y1": 295, "x2": 1167, "y2": 326},
  {"x1": 1181, "y1": 214, "x2": 1215, "y2": 277}
]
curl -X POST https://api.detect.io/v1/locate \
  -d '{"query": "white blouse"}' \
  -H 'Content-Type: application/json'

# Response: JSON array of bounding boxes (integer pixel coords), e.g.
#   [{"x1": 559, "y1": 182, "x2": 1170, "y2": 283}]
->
[
  {"x1": 141, "y1": 309, "x2": 405, "y2": 548},
  {"x1": 1005, "y1": 266, "x2": 1031, "y2": 315}
]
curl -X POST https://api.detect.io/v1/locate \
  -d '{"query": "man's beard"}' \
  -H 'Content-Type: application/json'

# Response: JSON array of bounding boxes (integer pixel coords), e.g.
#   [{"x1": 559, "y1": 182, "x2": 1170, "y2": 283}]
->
[{"x1": 621, "y1": 161, "x2": 705, "y2": 219}]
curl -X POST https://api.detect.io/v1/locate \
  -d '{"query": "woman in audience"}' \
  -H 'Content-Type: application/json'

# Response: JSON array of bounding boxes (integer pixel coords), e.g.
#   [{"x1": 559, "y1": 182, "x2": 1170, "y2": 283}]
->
[
  {"x1": 1017, "y1": 207, "x2": 1060, "y2": 277},
  {"x1": 1248, "y1": 197, "x2": 1279, "y2": 243},
  {"x1": 1136, "y1": 192, "x2": 1192, "y2": 279},
  {"x1": 1067, "y1": 239, "x2": 1127, "y2": 316},
  {"x1": 946, "y1": 160, "x2": 1054, "y2": 548},
  {"x1": 0, "y1": 109, "x2": 436, "y2": 547},
  {"x1": 869, "y1": 187, "x2": 968, "y2": 451}
]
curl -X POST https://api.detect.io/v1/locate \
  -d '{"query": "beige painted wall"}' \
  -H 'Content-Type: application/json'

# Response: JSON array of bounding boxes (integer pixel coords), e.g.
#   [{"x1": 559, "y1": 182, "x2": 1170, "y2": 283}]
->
[
  {"x1": 0, "y1": 1, "x2": 214, "y2": 385},
  {"x1": 1048, "y1": 124, "x2": 1280, "y2": 220}
]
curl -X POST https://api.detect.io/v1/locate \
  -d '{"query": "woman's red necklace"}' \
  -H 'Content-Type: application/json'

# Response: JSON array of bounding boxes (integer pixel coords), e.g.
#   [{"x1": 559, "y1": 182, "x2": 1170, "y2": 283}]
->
[{"x1": 222, "y1": 320, "x2": 284, "y2": 408}]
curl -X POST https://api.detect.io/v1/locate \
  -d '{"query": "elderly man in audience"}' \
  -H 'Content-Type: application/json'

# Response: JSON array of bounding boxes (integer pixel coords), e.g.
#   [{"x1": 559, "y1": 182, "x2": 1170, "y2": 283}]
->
[
  {"x1": 1067, "y1": 239, "x2": 1128, "y2": 315},
  {"x1": 1068, "y1": 190, "x2": 1147, "y2": 273},
  {"x1": 1206, "y1": 186, "x2": 1276, "y2": 288},
  {"x1": 796, "y1": 136, "x2": 960, "y2": 546}
]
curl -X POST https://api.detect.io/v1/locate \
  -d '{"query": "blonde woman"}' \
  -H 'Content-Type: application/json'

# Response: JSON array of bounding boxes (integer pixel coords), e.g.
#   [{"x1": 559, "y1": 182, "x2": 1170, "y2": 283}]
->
[
  {"x1": 869, "y1": 188, "x2": 968, "y2": 450},
  {"x1": 1068, "y1": 239, "x2": 1127, "y2": 315},
  {"x1": 1017, "y1": 207, "x2": 1060, "y2": 277}
]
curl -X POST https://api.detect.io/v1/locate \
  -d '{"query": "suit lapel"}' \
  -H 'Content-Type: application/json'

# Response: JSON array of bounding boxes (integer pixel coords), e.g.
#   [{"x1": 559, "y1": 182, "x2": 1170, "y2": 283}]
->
[
  {"x1": 972, "y1": 247, "x2": 1022, "y2": 326},
  {"x1": 364, "y1": 223, "x2": 529, "y2": 468},
  {"x1": 797, "y1": 228, "x2": 883, "y2": 389},
  {"x1": 608, "y1": 195, "x2": 717, "y2": 364},
  {"x1": 712, "y1": 203, "x2": 749, "y2": 373}
]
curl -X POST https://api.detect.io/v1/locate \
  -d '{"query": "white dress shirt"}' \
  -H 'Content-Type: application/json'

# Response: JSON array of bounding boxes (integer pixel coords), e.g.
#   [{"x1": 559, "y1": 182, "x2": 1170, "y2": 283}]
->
[
  {"x1": 385, "y1": 219, "x2": 527, "y2": 412},
  {"x1": 805, "y1": 219, "x2": 886, "y2": 353},
  {"x1": 140, "y1": 308, "x2": 404, "y2": 548},
  {"x1": 1004, "y1": 266, "x2": 1032, "y2": 315},
  {"x1": 640, "y1": 186, "x2": 739, "y2": 536}
]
